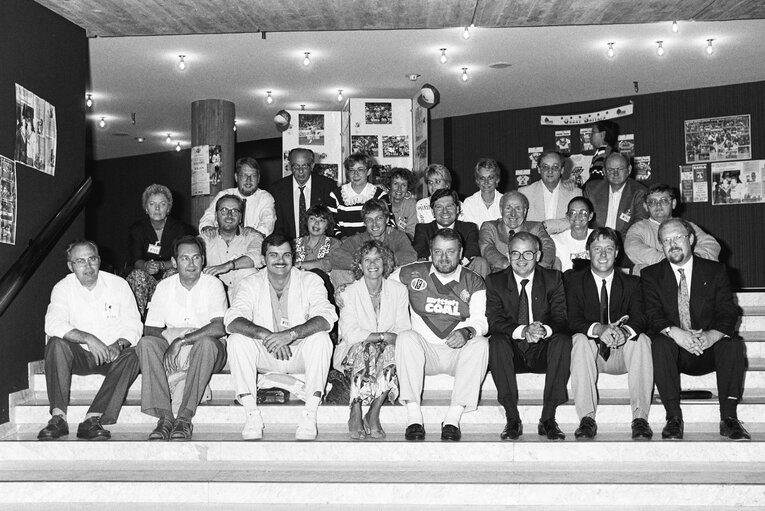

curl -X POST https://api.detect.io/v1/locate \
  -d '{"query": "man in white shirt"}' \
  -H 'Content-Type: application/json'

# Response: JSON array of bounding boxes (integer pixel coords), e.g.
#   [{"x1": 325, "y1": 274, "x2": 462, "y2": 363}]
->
[
  {"x1": 226, "y1": 233, "x2": 337, "y2": 441},
  {"x1": 462, "y1": 158, "x2": 502, "y2": 229},
  {"x1": 519, "y1": 150, "x2": 582, "y2": 235},
  {"x1": 550, "y1": 197, "x2": 594, "y2": 272},
  {"x1": 39, "y1": 241, "x2": 142, "y2": 441},
  {"x1": 199, "y1": 157, "x2": 276, "y2": 238},
  {"x1": 136, "y1": 236, "x2": 228, "y2": 440}
]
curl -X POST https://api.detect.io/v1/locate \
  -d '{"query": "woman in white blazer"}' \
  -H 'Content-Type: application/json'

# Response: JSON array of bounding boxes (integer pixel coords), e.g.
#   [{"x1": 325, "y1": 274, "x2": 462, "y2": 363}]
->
[{"x1": 335, "y1": 241, "x2": 411, "y2": 439}]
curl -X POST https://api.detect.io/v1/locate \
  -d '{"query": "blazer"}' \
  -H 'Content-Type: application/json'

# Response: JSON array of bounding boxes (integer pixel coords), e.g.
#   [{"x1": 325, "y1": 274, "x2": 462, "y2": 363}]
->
[
  {"x1": 413, "y1": 220, "x2": 481, "y2": 260},
  {"x1": 485, "y1": 266, "x2": 568, "y2": 337},
  {"x1": 640, "y1": 257, "x2": 738, "y2": 338},
  {"x1": 334, "y1": 278, "x2": 411, "y2": 367},
  {"x1": 479, "y1": 219, "x2": 556, "y2": 271},
  {"x1": 270, "y1": 173, "x2": 336, "y2": 240},
  {"x1": 583, "y1": 177, "x2": 648, "y2": 236},
  {"x1": 518, "y1": 179, "x2": 582, "y2": 234},
  {"x1": 565, "y1": 268, "x2": 646, "y2": 336}
]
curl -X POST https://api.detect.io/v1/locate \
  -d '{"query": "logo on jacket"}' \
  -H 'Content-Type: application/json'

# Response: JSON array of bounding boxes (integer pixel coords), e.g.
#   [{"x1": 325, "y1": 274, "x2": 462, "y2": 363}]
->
[{"x1": 410, "y1": 278, "x2": 427, "y2": 291}]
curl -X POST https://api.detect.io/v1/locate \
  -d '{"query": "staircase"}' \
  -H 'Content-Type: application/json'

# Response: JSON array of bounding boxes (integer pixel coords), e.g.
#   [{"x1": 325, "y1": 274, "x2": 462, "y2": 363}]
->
[{"x1": 2, "y1": 293, "x2": 765, "y2": 508}]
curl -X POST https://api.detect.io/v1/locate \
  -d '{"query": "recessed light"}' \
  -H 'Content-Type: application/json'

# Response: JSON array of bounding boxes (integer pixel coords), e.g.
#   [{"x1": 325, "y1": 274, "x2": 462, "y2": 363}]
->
[
  {"x1": 135, "y1": 137, "x2": 145, "y2": 143},
  {"x1": 407, "y1": 74, "x2": 421, "y2": 81},
  {"x1": 489, "y1": 62, "x2": 512, "y2": 69}
]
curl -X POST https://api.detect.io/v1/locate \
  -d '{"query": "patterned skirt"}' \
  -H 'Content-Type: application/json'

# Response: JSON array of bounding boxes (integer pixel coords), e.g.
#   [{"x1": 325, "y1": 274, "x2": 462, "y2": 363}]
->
[
  {"x1": 126, "y1": 267, "x2": 177, "y2": 318},
  {"x1": 341, "y1": 341, "x2": 398, "y2": 406}
]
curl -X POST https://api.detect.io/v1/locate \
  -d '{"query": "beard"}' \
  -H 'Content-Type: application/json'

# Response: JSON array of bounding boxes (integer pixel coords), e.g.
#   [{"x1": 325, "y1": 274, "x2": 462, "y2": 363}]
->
[{"x1": 433, "y1": 258, "x2": 459, "y2": 275}]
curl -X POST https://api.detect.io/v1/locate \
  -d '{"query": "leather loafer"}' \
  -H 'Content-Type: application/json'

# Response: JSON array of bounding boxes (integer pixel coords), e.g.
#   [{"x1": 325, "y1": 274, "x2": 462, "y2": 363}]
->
[
  {"x1": 720, "y1": 417, "x2": 751, "y2": 441},
  {"x1": 76, "y1": 416, "x2": 111, "y2": 440},
  {"x1": 574, "y1": 416, "x2": 597, "y2": 440},
  {"x1": 404, "y1": 423, "x2": 425, "y2": 441},
  {"x1": 538, "y1": 418, "x2": 565, "y2": 440},
  {"x1": 661, "y1": 416, "x2": 684, "y2": 440},
  {"x1": 441, "y1": 423, "x2": 461, "y2": 441},
  {"x1": 500, "y1": 419, "x2": 523, "y2": 440},
  {"x1": 170, "y1": 417, "x2": 193, "y2": 440},
  {"x1": 38, "y1": 415, "x2": 69, "y2": 440},
  {"x1": 148, "y1": 417, "x2": 174, "y2": 441},
  {"x1": 631, "y1": 418, "x2": 653, "y2": 440}
]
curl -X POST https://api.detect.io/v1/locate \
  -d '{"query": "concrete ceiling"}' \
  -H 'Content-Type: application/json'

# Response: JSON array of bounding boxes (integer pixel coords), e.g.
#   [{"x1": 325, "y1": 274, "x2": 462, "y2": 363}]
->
[{"x1": 34, "y1": 1, "x2": 765, "y2": 160}]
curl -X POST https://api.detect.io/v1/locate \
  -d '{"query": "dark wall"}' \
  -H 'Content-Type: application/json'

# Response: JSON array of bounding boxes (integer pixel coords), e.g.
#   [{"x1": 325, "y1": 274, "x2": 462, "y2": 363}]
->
[
  {"x1": 0, "y1": 0, "x2": 87, "y2": 424},
  {"x1": 432, "y1": 81, "x2": 765, "y2": 289}
]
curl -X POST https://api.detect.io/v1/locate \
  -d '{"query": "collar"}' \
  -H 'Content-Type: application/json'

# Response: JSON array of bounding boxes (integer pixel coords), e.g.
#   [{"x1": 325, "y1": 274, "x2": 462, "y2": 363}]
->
[
  {"x1": 513, "y1": 269, "x2": 536, "y2": 288},
  {"x1": 669, "y1": 256, "x2": 694, "y2": 275},
  {"x1": 430, "y1": 264, "x2": 462, "y2": 284},
  {"x1": 293, "y1": 175, "x2": 312, "y2": 191},
  {"x1": 590, "y1": 269, "x2": 615, "y2": 288}
]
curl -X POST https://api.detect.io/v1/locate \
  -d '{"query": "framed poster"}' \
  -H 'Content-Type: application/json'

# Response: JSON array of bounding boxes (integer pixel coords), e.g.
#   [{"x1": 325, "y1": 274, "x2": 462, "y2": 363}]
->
[
  {"x1": 711, "y1": 160, "x2": 765, "y2": 205},
  {"x1": 684, "y1": 114, "x2": 751, "y2": 164}
]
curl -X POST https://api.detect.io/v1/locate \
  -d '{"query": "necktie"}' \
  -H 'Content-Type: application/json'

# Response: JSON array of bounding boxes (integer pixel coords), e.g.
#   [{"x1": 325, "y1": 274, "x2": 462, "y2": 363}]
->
[
  {"x1": 517, "y1": 279, "x2": 530, "y2": 352},
  {"x1": 298, "y1": 186, "x2": 307, "y2": 237},
  {"x1": 599, "y1": 278, "x2": 611, "y2": 361},
  {"x1": 678, "y1": 268, "x2": 692, "y2": 330}
]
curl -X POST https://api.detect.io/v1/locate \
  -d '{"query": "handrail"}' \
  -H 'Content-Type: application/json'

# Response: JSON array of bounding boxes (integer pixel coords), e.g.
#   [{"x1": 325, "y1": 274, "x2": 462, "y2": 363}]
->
[{"x1": 0, "y1": 176, "x2": 93, "y2": 318}]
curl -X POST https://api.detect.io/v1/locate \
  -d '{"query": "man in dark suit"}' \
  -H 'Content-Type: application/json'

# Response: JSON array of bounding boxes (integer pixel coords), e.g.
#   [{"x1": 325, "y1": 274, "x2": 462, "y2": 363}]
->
[
  {"x1": 413, "y1": 189, "x2": 489, "y2": 277},
  {"x1": 269, "y1": 148, "x2": 336, "y2": 240},
  {"x1": 567, "y1": 227, "x2": 653, "y2": 441},
  {"x1": 642, "y1": 218, "x2": 749, "y2": 440},
  {"x1": 486, "y1": 231, "x2": 571, "y2": 440}
]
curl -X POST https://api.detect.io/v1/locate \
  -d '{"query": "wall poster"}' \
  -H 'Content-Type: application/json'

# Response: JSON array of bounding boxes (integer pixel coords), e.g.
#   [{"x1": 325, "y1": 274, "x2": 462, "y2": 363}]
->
[
  {"x1": 351, "y1": 135, "x2": 379, "y2": 156},
  {"x1": 684, "y1": 114, "x2": 751, "y2": 164},
  {"x1": 0, "y1": 155, "x2": 17, "y2": 245},
  {"x1": 14, "y1": 84, "x2": 57, "y2": 175},
  {"x1": 554, "y1": 130, "x2": 571, "y2": 155},
  {"x1": 365, "y1": 102, "x2": 392, "y2": 124},
  {"x1": 579, "y1": 128, "x2": 594, "y2": 152},
  {"x1": 191, "y1": 144, "x2": 221, "y2": 196},
  {"x1": 680, "y1": 164, "x2": 709, "y2": 203},
  {"x1": 282, "y1": 110, "x2": 342, "y2": 182},
  {"x1": 298, "y1": 114, "x2": 325, "y2": 145},
  {"x1": 711, "y1": 160, "x2": 765, "y2": 205},
  {"x1": 528, "y1": 147, "x2": 543, "y2": 169}
]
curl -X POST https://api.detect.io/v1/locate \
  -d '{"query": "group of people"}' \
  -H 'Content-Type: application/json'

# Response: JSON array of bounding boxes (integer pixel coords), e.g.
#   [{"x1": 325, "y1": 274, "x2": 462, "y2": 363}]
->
[{"x1": 37, "y1": 145, "x2": 749, "y2": 444}]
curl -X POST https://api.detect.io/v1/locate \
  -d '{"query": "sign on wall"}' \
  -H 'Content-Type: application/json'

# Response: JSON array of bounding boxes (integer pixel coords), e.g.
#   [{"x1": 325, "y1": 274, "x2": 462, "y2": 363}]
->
[{"x1": 684, "y1": 114, "x2": 751, "y2": 164}]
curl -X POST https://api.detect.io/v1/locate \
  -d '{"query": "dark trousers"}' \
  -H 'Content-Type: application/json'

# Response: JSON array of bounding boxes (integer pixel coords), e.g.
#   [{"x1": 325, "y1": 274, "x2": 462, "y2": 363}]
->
[
  {"x1": 44, "y1": 337, "x2": 140, "y2": 424},
  {"x1": 652, "y1": 334, "x2": 746, "y2": 419},
  {"x1": 489, "y1": 332, "x2": 571, "y2": 422}
]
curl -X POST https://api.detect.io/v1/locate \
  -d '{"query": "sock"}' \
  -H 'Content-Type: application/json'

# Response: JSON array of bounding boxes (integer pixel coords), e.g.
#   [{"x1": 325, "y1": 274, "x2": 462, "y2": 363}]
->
[
  {"x1": 443, "y1": 405, "x2": 464, "y2": 427},
  {"x1": 405, "y1": 402, "x2": 423, "y2": 426},
  {"x1": 239, "y1": 393, "x2": 258, "y2": 413},
  {"x1": 85, "y1": 412, "x2": 101, "y2": 420},
  {"x1": 52, "y1": 408, "x2": 66, "y2": 420},
  {"x1": 304, "y1": 395, "x2": 321, "y2": 415}
]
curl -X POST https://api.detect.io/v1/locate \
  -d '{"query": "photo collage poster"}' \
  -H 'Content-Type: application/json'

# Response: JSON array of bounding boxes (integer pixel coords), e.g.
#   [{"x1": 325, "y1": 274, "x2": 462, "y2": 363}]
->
[
  {"x1": 711, "y1": 160, "x2": 765, "y2": 205},
  {"x1": 281, "y1": 111, "x2": 342, "y2": 182},
  {"x1": 684, "y1": 114, "x2": 752, "y2": 164},
  {"x1": 190, "y1": 144, "x2": 221, "y2": 196},
  {"x1": 0, "y1": 155, "x2": 17, "y2": 245},
  {"x1": 14, "y1": 84, "x2": 57, "y2": 175}
]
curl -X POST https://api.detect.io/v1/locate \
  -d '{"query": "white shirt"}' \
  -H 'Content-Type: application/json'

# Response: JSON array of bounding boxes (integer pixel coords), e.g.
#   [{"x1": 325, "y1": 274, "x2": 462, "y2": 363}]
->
[
  {"x1": 145, "y1": 274, "x2": 228, "y2": 330},
  {"x1": 606, "y1": 184, "x2": 626, "y2": 229},
  {"x1": 543, "y1": 183, "x2": 561, "y2": 221},
  {"x1": 292, "y1": 176, "x2": 312, "y2": 236},
  {"x1": 461, "y1": 190, "x2": 501, "y2": 229},
  {"x1": 198, "y1": 188, "x2": 276, "y2": 236},
  {"x1": 204, "y1": 230, "x2": 263, "y2": 298},
  {"x1": 586, "y1": 270, "x2": 636, "y2": 339},
  {"x1": 510, "y1": 270, "x2": 553, "y2": 340},
  {"x1": 45, "y1": 272, "x2": 142, "y2": 349},
  {"x1": 551, "y1": 229, "x2": 592, "y2": 272},
  {"x1": 669, "y1": 256, "x2": 694, "y2": 296}
]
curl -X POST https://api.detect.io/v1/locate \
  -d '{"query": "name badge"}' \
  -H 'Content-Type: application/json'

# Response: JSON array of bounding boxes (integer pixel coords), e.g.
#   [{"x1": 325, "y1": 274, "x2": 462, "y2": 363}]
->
[
  {"x1": 104, "y1": 302, "x2": 119, "y2": 319},
  {"x1": 619, "y1": 212, "x2": 631, "y2": 223},
  {"x1": 280, "y1": 318, "x2": 290, "y2": 329},
  {"x1": 147, "y1": 242, "x2": 161, "y2": 255}
]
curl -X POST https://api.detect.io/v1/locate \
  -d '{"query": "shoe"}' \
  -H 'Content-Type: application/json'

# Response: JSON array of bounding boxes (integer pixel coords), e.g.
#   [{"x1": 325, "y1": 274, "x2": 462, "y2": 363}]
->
[
  {"x1": 538, "y1": 418, "x2": 565, "y2": 440},
  {"x1": 631, "y1": 418, "x2": 653, "y2": 440},
  {"x1": 441, "y1": 423, "x2": 461, "y2": 441},
  {"x1": 148, "y1": 417, "x2": 174, "y2": 440},
  {"x1": 363, "y1": 417, "x2": 385, "y2": 439},
  {"x1": 500, "y1": 419, "x2": 523, "y2": 440},
  {"x1": 720, "y1": 417, "x2": 751, "y2": 441},
  {"x1": 404, "y1": 423, "x2": 426, "y2": 441},
  {"x1": 76, "y1": 416, "x2": 111, "y2": 440},
  {"x1": 169, "y1": 417, "x2": 193, "y2": 440},
  {"x1": 661, "y1": 416, "x2": 684, "y2": 440},
  {"x1": 295, "y1": 410, "x2": 318, "y2": 441},
  {"x1": 242, "y1": 410, "x2": 264, "y2": 440},
  {"x1": 37, "y1": 415, "x2": 69, "y2": 440},
  {"x1": 574, "y1": 417, "x2": 597, "y2": 440}
]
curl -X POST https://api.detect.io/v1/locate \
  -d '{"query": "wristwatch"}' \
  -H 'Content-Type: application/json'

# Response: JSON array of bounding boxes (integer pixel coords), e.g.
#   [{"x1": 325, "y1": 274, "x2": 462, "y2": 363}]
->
[
  {"x1": 464, "y1": 328, "x2": 475, "y2": 340},
  {"x1": 289, "y1": 329, "x2": 298, "y2": 342}
]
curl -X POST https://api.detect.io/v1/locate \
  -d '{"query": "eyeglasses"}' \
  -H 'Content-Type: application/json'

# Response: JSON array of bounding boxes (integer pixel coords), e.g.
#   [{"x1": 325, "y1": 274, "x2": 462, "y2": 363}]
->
[
  {"x1": 509, "y1": 250, "x2": 537, "y2": 261},
  {"x1": 606, "y1": 166, "x2": 628, "y2": 173},
  {"x1": 566, "y1": 210, "x2": 591, "y2": 217},
  {"x1": 217, "y1": 207, "x2": 241, "y2": 217},
  {"x1": 590, "y1": 245, "x2": 616, "y2": 255},
  {"x1": 70, "y1": 255, "x2": 99, "y2": 267},
  {"x1": 291, "y1": 164, "x2": 312, "y2": 171},
  {"x1": 348, "y1": 166, "x2": 368, "y2": 175},
  {"x1": 661, "y1": 234, "x2": 690, "y2": 246},
  {"x1": 646, "y1": 197, "x2": 672, "y2": 207},
  {"x1": 540, "y1": 164, "x2": 561, "y2": 172},
  {"x1": 177, "y1": 254, "x2": 203, "y2": 264}
]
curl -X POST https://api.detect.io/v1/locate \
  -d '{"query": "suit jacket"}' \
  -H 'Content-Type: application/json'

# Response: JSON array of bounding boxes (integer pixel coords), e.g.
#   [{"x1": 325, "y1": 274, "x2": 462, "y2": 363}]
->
[
  {"x1": 485, "y1": 266, "x2": 568, "y2": 338},
  {"x1": 518, "y1": 179, "x2": 582, "y2": 234},
  {"x1": 565, "y1": 269, "x2": 646, "y2": 336},
  {"x1": 270, "y1": 173, "x2": 336, "y2": 239},
  {"x1": 583, "y1": 178, "x2": 648, "y2": 236},
  {"x1": 479, "y1": 219, "x2": 556, "y2": 271},
  {"x1": 128, "y1": 216, "x2": 195, "y2": 265},
  {"x1": 640, "y1": 257, "x2": 738, "y2": 338},
  {"x1": 413, "y1": 220, "x2": 481, "y2": 260}
]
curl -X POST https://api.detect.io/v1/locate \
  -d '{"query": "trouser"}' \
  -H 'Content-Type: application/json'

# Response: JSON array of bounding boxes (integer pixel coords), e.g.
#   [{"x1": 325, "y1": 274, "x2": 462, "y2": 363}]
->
[
  {"x1": 570, "y1": 332, "x2": 653, "y2": 421},
  {"x1": 136, "y1": 335, "x2": 227, "y2": 419},
  {"x1": 44, "y1": 337, "x2": 140, "y2": 424},
  {"x1": 489, "y1": 332, "x2": 571, "y2": 422},
  {"x1": 227, "y1": 332, "x2": 332, "y2": 400},
  {"x1": 395, "y1": 330, "x2": 489, "y2": 413},
  {"x1": 651, "y1": 333, "x2": 745, "y2": 419}
]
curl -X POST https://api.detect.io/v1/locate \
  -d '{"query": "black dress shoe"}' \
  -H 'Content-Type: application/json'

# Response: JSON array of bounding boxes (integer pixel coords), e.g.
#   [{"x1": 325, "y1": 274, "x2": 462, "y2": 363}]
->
[
  {"x1": 441, "y1": 423, "x2": 461, "y2": 441},
  {"x1": 149, "y1": 417, "x2": 174, "y2": 441},
  {"x1": 37, "y1": 415, "x2": 69, "y2": 440},
  {"x1": 500, "y1": 419, "x2": 523, "y2": 440},
  {"x1": 631, "y1": 418, "x2": 653, "y2": 440},
  {"x1": 574, "y1": 416, "x2": 597, "y2": 440},
  {"x1": 170, "y1": 417, "x2": 194, "y2": 440},
  {"x1": 538, "y1": 418, "x2": 565, "y2": 440},
  {"x1": 720, "y1": 417, "x2": 751, "y2": 441},
  {"x1": 76, "y1": 416, "x2": 111, "y2": 440},
  {"x1": 404, "y1": 423, "x2": 426, "y2": 441},
  {"x1": 661, "y1": 416, "x2": 684, "y2": 440}
]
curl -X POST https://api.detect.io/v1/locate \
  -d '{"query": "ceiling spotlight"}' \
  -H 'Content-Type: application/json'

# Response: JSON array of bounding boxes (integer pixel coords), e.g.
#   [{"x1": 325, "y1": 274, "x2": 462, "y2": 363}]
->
[
  {"x1": 657, "y1": 41, "x2": 664, "y2": 56},
  {"x1": 706, "y1": 39, "x2": 714, "y2": 55},
  {"x1": 85, "y1": 94, "x2": 93, "y2": 108},
  {"x1": 178, "y1": 55, "x2": 186, "y2": 71},
  {"x1": 166, "y1": 133, "x2": 172, "y2": 144},
  {"x1": 175, "y1": 142, "x2": 181, "y2": 152},
  {"x1": 266, "y1": 91, "x2": 273, "y2": 104},
  {"x1": 672, "y1": 20, "x2": 679, "y2": 33},
  {"x1": 337, "y1": 89, "x2": 344, "y2": 102},
  {"x1": 135, "y1": 137, "x2": 145, "y2": 143},
  {"x1": 303, "y1": 52, "x2": 311, "y2": 66},
  {"x1": 407, "y1": 73, "x2": 421, "y2": 81},
  {"x1": 98, "y1": 117, "x2": 107, "y2": 129},
  {"x1": 461, "y1": 67, "x2": 469, "y2": 82},
  {"x1": 607, "y1": 42, "x2": 615, "y2": 58},
  {"x1": 439, "y1": 48, "x2": 448, "y2": 64},
  {"x1": 462, "y1": 26, "x2": 471, "y2": 40}
]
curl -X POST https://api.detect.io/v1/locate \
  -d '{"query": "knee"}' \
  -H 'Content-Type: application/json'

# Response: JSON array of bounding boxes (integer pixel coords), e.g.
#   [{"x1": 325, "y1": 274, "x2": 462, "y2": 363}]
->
[
  {"x1": 715, "y1": 335, "x2": 745, "y2": 358},
  {"x1": 45, "y1": 337, "x2": 72, "y2": 360},
  {"x1": 136, "y1": 335, "x2": 164, "y2": 356},
  {"x1": 226, "y1": 333, "x2": 250, "y2": 356},
  {"x1": 395, "y1": 330, "x2": 419, "y2": 351},
  {"x1": 571, "y1": 333, "x2": 594, "y2": 358},
  {"x1": 651, "y1": 334, "x2": 674, "y2": 355},
  {"x1": 191, "y1": 336, "x2": 219, "y2": 357},
  {"x1": 549, "y1": 333, "x2": 572, "y2": 352},
  {"x1": 303, "y1": 332, "x2": 332, "y2": 356},
  {"x1": 119, "y1": 347, "x2": 140, "y2": 369},
  {"x1": 489, "y1": 333, "x2": 512, "y2": 355}
]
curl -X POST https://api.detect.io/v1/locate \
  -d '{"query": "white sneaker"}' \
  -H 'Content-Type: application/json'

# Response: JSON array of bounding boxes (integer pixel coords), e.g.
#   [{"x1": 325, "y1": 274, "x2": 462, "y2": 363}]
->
[
  {"x1": 242, "y1": 410, "x2": 264, "y2": 440},
  {"x1": 295, "y1": 410, "x2": 317, "y2": 441}
]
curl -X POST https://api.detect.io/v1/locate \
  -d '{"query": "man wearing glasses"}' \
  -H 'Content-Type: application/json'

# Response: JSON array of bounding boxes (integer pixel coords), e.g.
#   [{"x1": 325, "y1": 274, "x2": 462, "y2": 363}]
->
[
  {"x1": 624, "y1": 183, "x2": 720, "y2": 275},
  {"x1": 485, "y1": 232, "x2": 571, "y2": 440},
  {"x1": 519, "y1": 150, "x2": 582, "y2": 235},
  {"x1": 550, "y1": 197, "x2": 594, "y2": 272},
  {"x1": 39, "y1": 240, "x2": 142, "y2": 440}
]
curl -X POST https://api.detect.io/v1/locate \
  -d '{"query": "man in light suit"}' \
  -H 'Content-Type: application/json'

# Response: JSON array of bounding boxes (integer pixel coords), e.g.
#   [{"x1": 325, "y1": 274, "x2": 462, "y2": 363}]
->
[
  {"x1": 642, "y1": 218, "x2": 749, "y2": 440},
  {"x1": 225, "y1": 233, "x2": 337, "y2": 441},
  {"x1": 566, "y1": 227, "x2": 653, "y2": 441},
  {"x1": 479, "y1": 191, "x2": 556, "y2": 272},
  {"x1": 269, "y1": 148, "x2": 336, "y2": 239},
  {"x1": 486, "y1": 232, "x2": 571, "y2": 441},
  {"x1": 519, "y1": 150, "x2": 582, "y2": 235}
]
